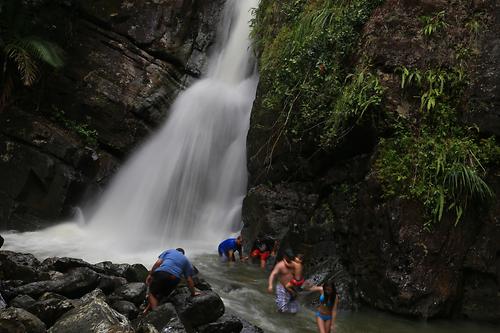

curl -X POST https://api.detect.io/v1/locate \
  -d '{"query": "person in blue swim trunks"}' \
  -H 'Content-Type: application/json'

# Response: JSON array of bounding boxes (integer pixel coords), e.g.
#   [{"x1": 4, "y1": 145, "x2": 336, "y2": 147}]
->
[
  {"x1": 309, "y1": 280, "x2": 339, "y2": 333},
  {"x1": 218, "y1": 235, "x2": 246, "y2": 262}
]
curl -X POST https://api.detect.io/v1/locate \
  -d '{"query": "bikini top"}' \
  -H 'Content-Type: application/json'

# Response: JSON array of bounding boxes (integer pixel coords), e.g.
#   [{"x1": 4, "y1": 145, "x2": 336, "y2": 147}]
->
[{"x1": 319, "y1": 294, "x2": 334, "y2": 307}]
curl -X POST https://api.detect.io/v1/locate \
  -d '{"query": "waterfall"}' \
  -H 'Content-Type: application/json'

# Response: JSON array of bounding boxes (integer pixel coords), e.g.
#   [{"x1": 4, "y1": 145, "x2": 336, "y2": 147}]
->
[
  {"x1": 2, "y1": 0, "x2": 259, "y2": 261},
  {"x1": 85, "y1": 0, "x2": 259, "y2": 248}
]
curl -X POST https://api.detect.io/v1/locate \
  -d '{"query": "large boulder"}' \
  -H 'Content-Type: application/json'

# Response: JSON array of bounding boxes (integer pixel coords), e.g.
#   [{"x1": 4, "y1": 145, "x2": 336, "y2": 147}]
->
[
  {"x1": 0, "y1": 251, "x2": 43, "y2": 282},
  {"x1": 169, "y1": 288, "x2": 225, "y2": 328},
  {"x1": 133, "y1": 303, "x2": 186, "y2": 333},
  {"x1": 15, "y1": 267, "x2": 99, "y2": 298},
  {"x1": 27, "y1": 293, "x2": 75, "y2": 327},
  {"x1": 108, "y1": 282, "x2": 147, "y2": 305},
  {"x1": 0, "y1": 307, "x2": 46, "y2": 333},
  {"x1": 111, "y1": 300, "x2": 139, "y2": 320},
  {"x1": 197, "y1": 314, "x2": 243, "y2": 333},
  {"x1": 9, "y1": 294, "x2": 37, "y2": 310},
  {"x1": 48, "y1": 292, "x2": 133, "y2": 333}
]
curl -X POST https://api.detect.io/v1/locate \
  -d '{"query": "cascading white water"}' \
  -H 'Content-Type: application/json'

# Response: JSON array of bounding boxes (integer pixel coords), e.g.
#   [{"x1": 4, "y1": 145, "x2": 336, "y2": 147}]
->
[
  {"x1": 87, "y1": 0, "x2": 259, "y2": 247},
  {"x1": 2, "y1": 0, "x2": 260, "y2": 260}
]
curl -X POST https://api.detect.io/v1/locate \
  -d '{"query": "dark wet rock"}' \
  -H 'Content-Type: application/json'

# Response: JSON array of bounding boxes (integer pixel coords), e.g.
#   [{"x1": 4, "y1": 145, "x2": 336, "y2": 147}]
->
[
  {"x1": 0, "y1": 251, "x2": 42, "y2": 282},
  {"x1": 0, "y1": 307, "x2": 46, "y2": 333},
  {"x1": 15, "y1": 267, "x2": 99, "y2": 298},
  {"x1": 240, "y1": 318, "x2": 264, "y2": 333},
  {"x1": 197, "y1": 314, "x2": 243, "y2": 333},
  {"x1": 124, "y1": 264, "x2": 149, "y2": 283},
  {"x1": 108, "y1": 282, "x2": 147, "y2": 305},
  {"x1": 9, "y1": 294, "x2": 36, "y2": 310},
  {"x1": 241, "y1": 183, "x2": 318, "y2": 254},
  {"x1": 48, "y1": 293, "x2": 133, "y2": 333},
  {"x1": 170, "y1": 288, "x2": 225, "y2": 328},
  {"x1": 92, "y1": 261, "x2": 130, "y2": 277},
  {"x1": 80, "y1": 288, "x2": 106, "y2": 303},
  {"x1": 111, "y1": 300, "x2": 139, "y2": 320},
  {"x1": 136, "y1": 323, "x2": 160, "y2": 333},
  {"x1": 28, "y1": 293, "x2": 75, "y2": 327},
  {"x1": 193, "y1": 276, "x2": 212, "y2": 291},
  {"x1": 97, "y1": 273, "x2": 128, "y2": 294},
  {"x1": 133, "y1": 303, "x2": 186, "y2": 333},
  {"x1": 41, "y1": 257, "x2": 93, "y2": 273}
]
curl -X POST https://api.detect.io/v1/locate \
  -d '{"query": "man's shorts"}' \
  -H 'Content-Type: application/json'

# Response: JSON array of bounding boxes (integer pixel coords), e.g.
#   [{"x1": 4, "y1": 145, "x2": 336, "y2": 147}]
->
[
  {"x1": 250, "y1": 249, "x2": 271, "y2": 261},
  {"x1": 150, "y1": 271, "x2": 180, "y2": 299}
]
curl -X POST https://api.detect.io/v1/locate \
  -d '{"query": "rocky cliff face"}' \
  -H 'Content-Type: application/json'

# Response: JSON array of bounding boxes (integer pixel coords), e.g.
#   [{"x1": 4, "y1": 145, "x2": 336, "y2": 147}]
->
[
  {"x1": 244, "y1": 0, "x2": 500, "y2": 322},
  {"x1": 0, "y1": 0, "x2": 224, "y2": 230}
]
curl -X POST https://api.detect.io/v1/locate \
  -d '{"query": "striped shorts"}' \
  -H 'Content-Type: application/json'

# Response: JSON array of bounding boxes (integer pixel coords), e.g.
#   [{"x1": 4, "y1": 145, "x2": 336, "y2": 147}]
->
[{"x1": 275, "y1": 284, "x2": 299, "y2": 313}]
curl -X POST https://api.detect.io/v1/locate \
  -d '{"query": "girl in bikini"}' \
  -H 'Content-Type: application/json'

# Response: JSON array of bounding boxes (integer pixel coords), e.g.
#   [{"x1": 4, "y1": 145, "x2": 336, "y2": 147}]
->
[{"x1": 309, "y1": 280, "x2": 339, "y2": 333}]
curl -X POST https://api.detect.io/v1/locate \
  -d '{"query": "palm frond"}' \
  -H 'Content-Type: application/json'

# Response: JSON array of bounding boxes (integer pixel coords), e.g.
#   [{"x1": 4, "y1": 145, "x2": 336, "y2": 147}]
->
[
  {"x1": 16, "y1": 37, "x2": 65, "y2": 69},
  {"x1": 5, "y1": 42, "x2": 39, "y2": 86}
]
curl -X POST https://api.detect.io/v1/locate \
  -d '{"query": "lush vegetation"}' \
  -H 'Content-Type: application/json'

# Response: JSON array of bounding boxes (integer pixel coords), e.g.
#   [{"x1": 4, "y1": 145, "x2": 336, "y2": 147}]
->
[
  {"x1": 252, "y1": 1, "x2": 498, "y2": 226},
  {"x1": 251, "y1": 0, "x2": 384, "y2": 152},
  {"x1": 375, "y1": 65, "x2": 498, "y2": 226}
]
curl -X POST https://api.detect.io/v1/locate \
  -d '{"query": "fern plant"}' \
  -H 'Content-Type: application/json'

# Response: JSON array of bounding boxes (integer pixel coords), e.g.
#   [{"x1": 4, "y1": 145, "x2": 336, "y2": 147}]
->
[{"x1": 0, "y1": 1, "x2": 64, "y2": 111}]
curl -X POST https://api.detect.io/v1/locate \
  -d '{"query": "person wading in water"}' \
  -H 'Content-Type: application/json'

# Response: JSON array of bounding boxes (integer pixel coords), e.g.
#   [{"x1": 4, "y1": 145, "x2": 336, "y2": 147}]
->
[
  {"x1": 267, "y1": 248, "x2": 299, "y2": 313},
  {"x1": 309, "y1": 280, "x2": 339, "y2": 333}
]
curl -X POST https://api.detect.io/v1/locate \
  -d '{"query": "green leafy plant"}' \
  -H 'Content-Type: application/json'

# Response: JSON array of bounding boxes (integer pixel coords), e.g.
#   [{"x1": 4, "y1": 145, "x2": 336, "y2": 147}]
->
[
  {"x1": 321, "y1": 67, "x2": 384, "y2": 147},
  {"x1": 420, "y1": 10, "x2": 448, "y2": 37},
  {"x1": 53, "y1": 109, "x2": 99, "y2": 147},
  {"x1": 0, "y1": 1, "x2": 64, "y2": 111},
  {"x1": 251, "y1": 0, "x2": 384, "y2": 161},
  {"x1": 376, "y1": 65, "x2": 497, "y2": 226}
]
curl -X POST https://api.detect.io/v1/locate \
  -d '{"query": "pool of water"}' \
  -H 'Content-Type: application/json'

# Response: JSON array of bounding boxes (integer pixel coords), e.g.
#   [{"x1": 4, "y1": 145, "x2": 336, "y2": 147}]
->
[
  {"x1": 2, "y1": 228, "x2": 498, "y2": 333},
  {"x1": 192, "y1": 254, "x2": 499, "y2": 333}
]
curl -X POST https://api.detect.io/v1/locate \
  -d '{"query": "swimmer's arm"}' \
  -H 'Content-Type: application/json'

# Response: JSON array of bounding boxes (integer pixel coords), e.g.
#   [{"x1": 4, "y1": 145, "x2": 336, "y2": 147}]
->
[
  {"x1": 267, "y1": 264, "x2": 280, "y2": 293},
  {"x1": 307, "y1": 285, "x2": 323, "y2": 292},
  {"x1": 186, "y1": 276, "x2": 200, "y2": 297}
]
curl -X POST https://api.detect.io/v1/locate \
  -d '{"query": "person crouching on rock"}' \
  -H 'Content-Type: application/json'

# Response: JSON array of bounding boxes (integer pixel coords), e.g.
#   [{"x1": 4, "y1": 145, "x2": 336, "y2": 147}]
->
[
  {"x1": 218, "y1": 235, "x2": 247, "y2": 263},
  {"x1": 144, "y1": 247, "x2": 200, "y2": 313}
]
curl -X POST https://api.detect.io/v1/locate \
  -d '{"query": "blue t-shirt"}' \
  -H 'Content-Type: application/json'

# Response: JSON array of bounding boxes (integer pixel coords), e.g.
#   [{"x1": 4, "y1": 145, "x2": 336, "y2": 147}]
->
[
  {"x1": 218, "y1": 238, "x2": 240, "y2": 256},
  {"x1": 155, "y1": 249, "x2": 194, "y2": 278}
]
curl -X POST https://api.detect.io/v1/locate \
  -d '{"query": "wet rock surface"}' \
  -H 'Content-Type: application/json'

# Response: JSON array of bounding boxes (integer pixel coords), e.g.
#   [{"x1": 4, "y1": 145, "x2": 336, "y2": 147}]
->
[
  {"x1": 0, "y1": 250, "x2": 262, "y2": 332},
  {"x1": 245, "y1": 0, "x2": 500, "y2": 322}
]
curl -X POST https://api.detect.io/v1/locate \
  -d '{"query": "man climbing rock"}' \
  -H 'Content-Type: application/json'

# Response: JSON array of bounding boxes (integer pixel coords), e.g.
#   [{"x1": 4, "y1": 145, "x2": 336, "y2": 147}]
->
[{"x1": 144, "y1": 248, "x2": 200, "y2": 313}]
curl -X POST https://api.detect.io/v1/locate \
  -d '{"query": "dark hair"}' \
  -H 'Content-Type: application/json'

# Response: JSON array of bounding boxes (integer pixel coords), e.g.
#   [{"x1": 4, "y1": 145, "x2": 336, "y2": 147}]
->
[
  {"x1": 283, "y1": 248, "x2": 295, "y2": 260},
  {"x1": 322, "y1": 280, "x2": 337, "y2": 305},
  {"x1": 176, "y1": 248, "x2": 185, "y2": 255}
]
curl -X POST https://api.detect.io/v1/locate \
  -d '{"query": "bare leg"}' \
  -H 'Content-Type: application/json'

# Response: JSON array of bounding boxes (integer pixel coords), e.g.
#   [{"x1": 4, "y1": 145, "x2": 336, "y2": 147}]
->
[
  {"x1": 148, "y1": 293, "x2": 159, "y2": 311},
  {"x1": 260, "y1": 258, "x2": 266, "y2": 269},
  {"x1": 316, "y1": 317, "x2": 327, "y2": 333},
  {"x1": 325, "y1": 319, "x2": 332, "y2": 333}
]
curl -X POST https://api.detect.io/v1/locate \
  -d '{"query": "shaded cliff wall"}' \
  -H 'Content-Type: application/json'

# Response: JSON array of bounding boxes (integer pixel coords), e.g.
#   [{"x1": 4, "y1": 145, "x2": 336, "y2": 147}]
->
[
  {"x1": 244, "y1": 0, "x2": 500, "y2": 322},
  {"x1": 0, "y1": 0, "x2": 225, "y2": 230}
]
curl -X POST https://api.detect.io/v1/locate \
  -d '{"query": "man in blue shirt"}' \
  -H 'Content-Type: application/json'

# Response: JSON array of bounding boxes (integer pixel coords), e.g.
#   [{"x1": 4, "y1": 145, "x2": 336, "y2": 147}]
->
[
  {"x1": 144, "y1": 248, "x2": 199, "y2": 313},
  {"x1": 218, "y1": 235, "x2": 246, "y2": 262}
]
